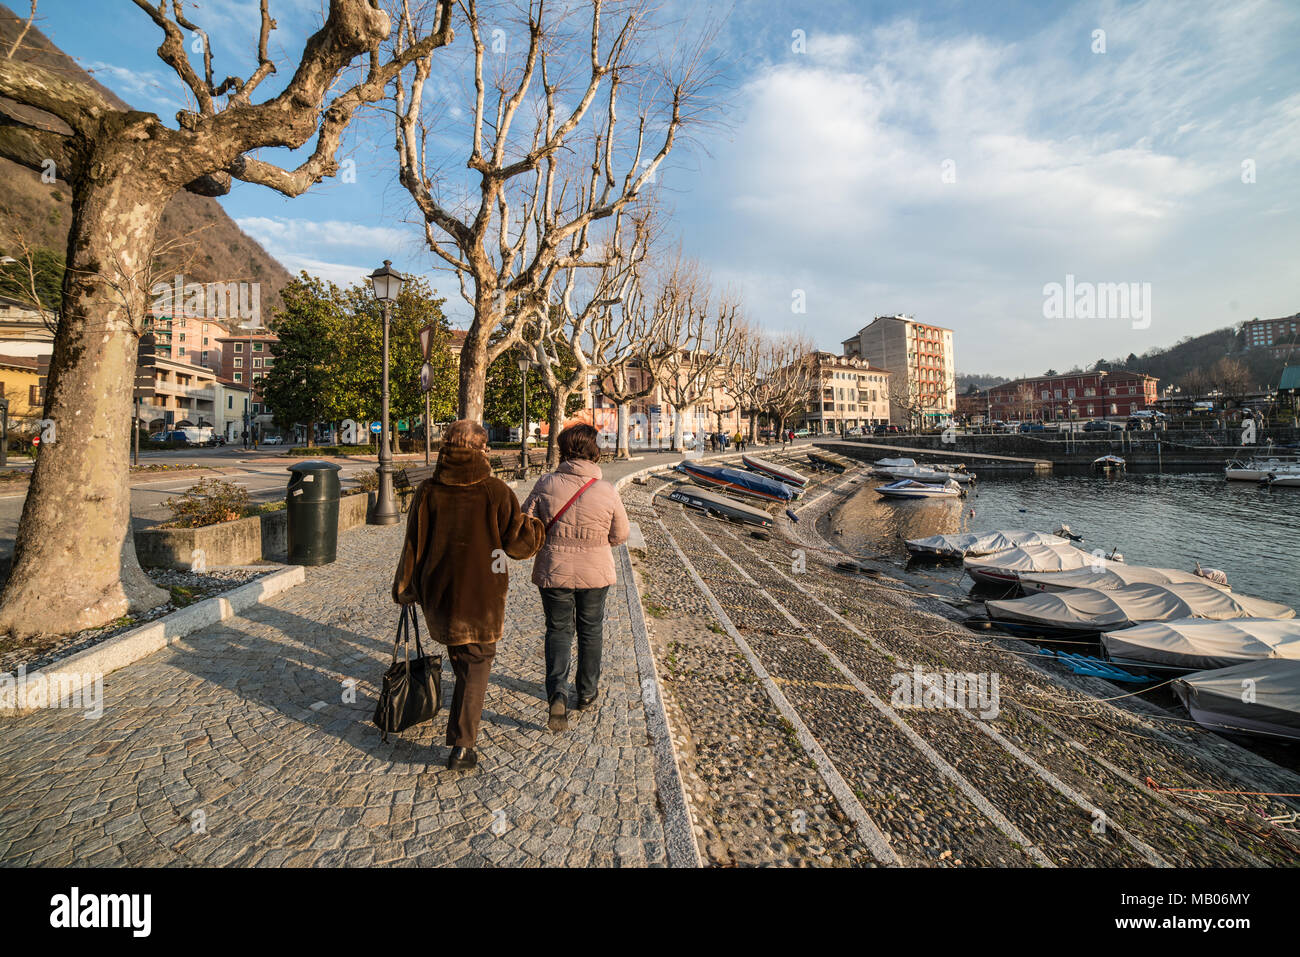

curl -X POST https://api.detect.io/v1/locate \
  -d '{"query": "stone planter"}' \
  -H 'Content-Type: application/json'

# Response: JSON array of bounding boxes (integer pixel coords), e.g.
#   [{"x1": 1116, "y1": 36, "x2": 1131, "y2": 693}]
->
[{"x1": 135, "y1": 491, "x2": 371, "y2": 569}]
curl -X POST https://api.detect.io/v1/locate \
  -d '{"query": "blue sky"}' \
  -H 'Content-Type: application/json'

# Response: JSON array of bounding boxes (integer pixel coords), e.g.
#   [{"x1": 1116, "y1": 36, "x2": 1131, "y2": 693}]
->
[{"x1": 34, "y1": 0, "x2": 1300, "y2": 377}]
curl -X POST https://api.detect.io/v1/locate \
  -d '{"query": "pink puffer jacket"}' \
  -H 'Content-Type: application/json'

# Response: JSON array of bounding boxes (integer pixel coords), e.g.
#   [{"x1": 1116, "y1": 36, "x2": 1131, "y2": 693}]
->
[{"x1": 521, "y1": 458, "x2": 630, "y2": 589}]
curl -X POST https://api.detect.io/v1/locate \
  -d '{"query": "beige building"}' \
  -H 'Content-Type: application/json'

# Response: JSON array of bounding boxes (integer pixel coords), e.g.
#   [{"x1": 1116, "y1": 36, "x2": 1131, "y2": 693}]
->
[
  {"x1": 796, "y1": 353, "x2": 892, "y2": 434},
  {"x1": 593, "y1": 357, "x2": 744, "y2": 447},
  {"x1": 843, "y1": 314, "x2": 956, "y2": 427}
]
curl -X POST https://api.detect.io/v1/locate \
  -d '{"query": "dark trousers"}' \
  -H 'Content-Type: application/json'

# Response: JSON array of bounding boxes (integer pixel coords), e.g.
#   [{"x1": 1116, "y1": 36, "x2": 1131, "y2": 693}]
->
[
  {"x1": 539, "y1": 586, "x2": 609, "y2": 702},
  {"x1": 445, "y1": 641, "x2": 496, "y2": 748}
]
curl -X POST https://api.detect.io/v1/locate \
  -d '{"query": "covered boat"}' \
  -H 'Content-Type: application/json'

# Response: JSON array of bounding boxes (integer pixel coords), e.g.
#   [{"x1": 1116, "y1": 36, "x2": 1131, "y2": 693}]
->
[
  {"x1": 964, "y1": 541, "x2": 1111, "y2": 586},
  {"x1": 1092, "y1": 455, "x2": 1126, "y2": 472},
  {"x1": 874, "y1": 479, "x2": 964, "y2": 499},
  {"x1": 1019, "y1": 564, "x2": 1230, "y2": 594},
  {"x1": 741, "y1": 454, "x2": 808, "y2": 488},
  {"x1": 668, "y1": 485, "x2": 775, "y2": 529},
  {"x1": 674, "y1": 461, "x2": 796, "y2": 503},
  {"x1": 875, "y1": 457, "x2": 917, "y2": 469},
  {"x1": 986, "y1": 582, "x2": 1295, "y2": 636},
  {"x1": 1102, "y1": 618, "x2": 1300, "y2": 673},
  {"x1": 1173, "y1": 659, "x2": 1300, "y2": 741},
  {"x1": 880, "y1": 465, "x2": 975, "y2": 485},
  {"x1": 905, "y1": 529, "x2": 1065, "y2": 559}
]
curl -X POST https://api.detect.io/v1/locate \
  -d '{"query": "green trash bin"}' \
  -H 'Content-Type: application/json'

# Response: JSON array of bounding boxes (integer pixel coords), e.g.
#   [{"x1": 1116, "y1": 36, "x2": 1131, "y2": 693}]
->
[{"x1": 286, "y1": 460, "x2": 342, "y2": 565}]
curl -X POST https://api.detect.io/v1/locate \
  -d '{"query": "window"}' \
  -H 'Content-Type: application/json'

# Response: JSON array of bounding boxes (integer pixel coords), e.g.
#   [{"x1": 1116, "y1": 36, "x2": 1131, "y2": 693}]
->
[
  {"x1": 234, "y1": 357, "x2": 243, "y2": 368},
  {"x1": 234, "y1": 373, "x2": 243, "y2": 383},
  {"x1": 201, "y1": 351, "x2": 209, "y2": 364},
  {"x1": 29, "y1": 384, "x2": 41, "y2": 404},
  {"x1": 178, "y1": 347, "x2": 186, "y2": 356},
  {"x1": 253, "y1": 342, "x2": 263, "y2": 352},
  {"x1": 253, "y1": 403, "x2": 261, "y2": 414},
  {"x1": 203, "y1": 337, "x2": 209, "y2": 345},
  {"x1": 227, "y1": 396, "x2": 233, "y2": 409},
  {"x1": 233, "y1": 343, "x2": 243, "y2": 352},
  {"x1": 253, "y1": 358, "x2": 262, "y2": 368},
  {"x1": 179, "y1": 333, "x2": 186, "y2": 342}
]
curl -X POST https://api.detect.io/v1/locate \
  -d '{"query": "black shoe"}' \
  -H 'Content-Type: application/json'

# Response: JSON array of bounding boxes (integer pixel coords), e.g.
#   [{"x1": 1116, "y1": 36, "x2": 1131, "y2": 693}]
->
[
  {"x1": 575, "y1": 691, "x2": 599, "y2": 711},
  {"x1": 547, "y1": 693, "x2": 568, "y2": 732},
  {"x1": 446, "y1": 746, "x2": 477, "y2": 771}
]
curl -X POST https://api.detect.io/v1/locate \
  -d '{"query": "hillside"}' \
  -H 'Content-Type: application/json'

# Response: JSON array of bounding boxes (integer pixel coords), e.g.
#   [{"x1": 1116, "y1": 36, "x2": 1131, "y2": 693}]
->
[{"x1": 0, "y1": 5, "x2": 291, "y2": 317}]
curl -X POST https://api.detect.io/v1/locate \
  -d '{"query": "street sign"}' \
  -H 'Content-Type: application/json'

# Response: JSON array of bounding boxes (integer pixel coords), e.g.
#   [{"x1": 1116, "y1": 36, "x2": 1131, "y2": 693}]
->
[
  {"x1": 419, "y1": 361, "x2": 432, "y2": 393},
  {"x1": 369, "y1": 421, "x2": 382, "y2": 434},
  {"x1": 419, "y1": 324, "x2": 434, "y2": 360}
]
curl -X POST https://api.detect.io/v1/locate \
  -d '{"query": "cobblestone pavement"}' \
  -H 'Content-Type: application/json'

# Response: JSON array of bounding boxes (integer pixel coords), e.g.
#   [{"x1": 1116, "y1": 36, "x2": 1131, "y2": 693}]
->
[
  {"x1": 0, "y1": 517, "x2": 666, "y2": 867},
  {"x1": 630, "y1": 448, "x2": 1300, "y2": 867}
]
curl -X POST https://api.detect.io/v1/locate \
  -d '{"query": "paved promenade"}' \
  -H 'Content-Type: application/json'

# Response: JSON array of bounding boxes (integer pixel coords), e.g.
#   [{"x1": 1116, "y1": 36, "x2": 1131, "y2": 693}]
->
[{"x1": 0, "y1": 496, "x2": 670, "y2": 867}]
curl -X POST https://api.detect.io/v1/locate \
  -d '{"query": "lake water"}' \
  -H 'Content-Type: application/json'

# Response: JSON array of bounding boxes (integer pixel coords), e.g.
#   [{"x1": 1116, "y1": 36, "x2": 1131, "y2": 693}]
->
[{"x1": 824, "y1": 470, "x2": 1300, "y2": 611}]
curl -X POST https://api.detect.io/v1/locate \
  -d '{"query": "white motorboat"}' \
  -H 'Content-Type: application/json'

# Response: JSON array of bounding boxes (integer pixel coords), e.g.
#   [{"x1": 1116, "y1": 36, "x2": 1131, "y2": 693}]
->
[
  {"x1": 883, "y1": 465, "x2": 975, "y2": 485},
  {"x1": 965, "y1": 541, "x2": 1121, "y2": 587},
  {"x1": 1092, "y1": 455, "x2": 1125, "y2": 472},
  {"x1": 985, "y1": 582, "x2": 1294, "y2": 636},
  {"x1": 1019, "y1": 564, "x2": 1230, "y2": 594},
  {"x1": 1265, "y1": 469, "x2": 1300, "y2": 488},
  {"x1": 905, "y1": 529, "x2": 1067, "y2": 559},
  {"x1": 874, "y1": 479, "x2": 964, "y2": 499},
  {"x1": 1225, "y1": 455, "x2": 1300, "y2": 481},
  {"x1": 1103, "y1": 618, "x2": 1300, "y2": 673},
  {"x1": 875, "y1": 457, "x2": 917, "y2": 469},
  {"x1": 1174, "y1": 659, "x2": 1300, "y2": 741}
]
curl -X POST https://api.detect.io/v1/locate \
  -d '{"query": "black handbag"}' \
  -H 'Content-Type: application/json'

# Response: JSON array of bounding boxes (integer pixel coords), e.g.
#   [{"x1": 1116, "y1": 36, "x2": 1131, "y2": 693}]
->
[{"x1": 373, "y1": 604, "x2": 442, "y2": 741}]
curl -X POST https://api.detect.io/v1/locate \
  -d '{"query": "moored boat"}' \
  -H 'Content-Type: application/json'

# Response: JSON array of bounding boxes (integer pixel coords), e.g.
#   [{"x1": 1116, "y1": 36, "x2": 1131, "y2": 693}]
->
[
  {"x1": 880, "y1": 464, "x2": 975, "y2": 484},
  {"x1": 985, "y1": 581, "x2": 1295, "y2": 637},
  {"x1": 874, "y1": 479, "x2": 964, "y2": 499},
  {"x1": 741, "y1": 454, "x2": 808, "y2": 488},
  {"x1": 674, "y1": 461, "x2": 796, "y2": 503},
  {"x1": 1019, "y1": 564, "x2": 1230, "y2": 594},
  {"x1": 875, "y1": 456, "x2": 917, "y2": 469},
  {"x1": 905, "y1": 529, "x2": 1066, "y2": 559},
  {"x1": 1092, "y1": 455, "x2": 1125, "y2": 472},
  {"x1": 1225, "y1": 455, "x2": 1300, "y2": 481},
  {"x1": 1173, "y1": 659, "x2": 1300, "y2": 741},
  {"x1": 1102, "y1": 618, "x2": 1300, "y2": 673},
  {"x1": 964, "y1": 541, "x2": 1116, "y2": 587},
  {"x1": 1265, "y1": 469, "x2": 1300, "y2": 488},
  {"x1": 667, "y1": 485, "x2": 775, "y2": 529}
]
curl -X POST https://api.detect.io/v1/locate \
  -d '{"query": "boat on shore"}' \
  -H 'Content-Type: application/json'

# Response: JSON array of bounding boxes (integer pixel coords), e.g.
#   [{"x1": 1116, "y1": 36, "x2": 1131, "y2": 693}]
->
[
  {"x1": 1019, "y1": 564, "x2": 1231, "y2": 594},
  {"x1": 674, "y1": 461, "x2": 796, "y2": 503},
  {"x1": 741, "y1": 454, "x2": 808, "y2": 489},
  {"x1": 806, "y1": 452, "x2": 847, "y2": 473},
  {"x1": 667, "y1": 485, "x2": 775, "y2": 529},
  {"x1": 905, "y1": 529, "x2": 1067, "y2": 560},
  {"x1": 964, "y1": 541, "x2": 1118, "y2": 587},
  {"x1": 874, "y1": 479, "x2": 964, "y2": 499},
  {"x1": 1102, "y1": 618, "x2": 1300, "y2": 673},
  {"x1": 985, "y1": 581, "x2": 1295, "y2": 637},
  {"x1": 1173, "y1": 659, "x2": 1300, "y2": 741}
]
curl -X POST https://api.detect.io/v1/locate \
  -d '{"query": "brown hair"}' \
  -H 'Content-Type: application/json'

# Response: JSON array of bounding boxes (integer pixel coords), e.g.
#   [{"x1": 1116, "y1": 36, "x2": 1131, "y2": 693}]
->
[
  {"x1": 558, "y1": 423, "x2": 600, "y2": 462},
  {"x1": 442, "y1": 419, "x2": 488, "y2": 452}
]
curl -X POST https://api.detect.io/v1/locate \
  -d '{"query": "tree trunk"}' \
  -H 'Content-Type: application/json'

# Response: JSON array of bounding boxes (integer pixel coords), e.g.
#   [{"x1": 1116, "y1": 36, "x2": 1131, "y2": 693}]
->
[
  {"x1": 616, "y1": 402, "x2": 629, "y2": 459},
  {"x1": 458, "y1": 292, "x2": 502, "y2": 422},
  {"x1": 0, "y1": 180, "x2": 169, "y2": 639},
  {"x1": 545, "y1": 388, "x2": 565, "y2": 471},
  {"x1": 672, "y1": 406, "x2": 687, "y2": 452}
]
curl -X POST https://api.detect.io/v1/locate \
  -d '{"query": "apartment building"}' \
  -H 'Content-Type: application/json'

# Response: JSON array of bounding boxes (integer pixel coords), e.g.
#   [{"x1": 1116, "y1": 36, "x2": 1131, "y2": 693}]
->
[
  {"x1": 985, "y1": 370, "x2": 1159, "y2": 421},
  {"x1": 842, "y1": 314, "x2": 956, "y2": 426},
  {"x1": 795, "y1": 352, "x2": 892, "y2": 433},
  {"x1": 1242, "y1": 314, "x2": 1300, "y2": 359}
]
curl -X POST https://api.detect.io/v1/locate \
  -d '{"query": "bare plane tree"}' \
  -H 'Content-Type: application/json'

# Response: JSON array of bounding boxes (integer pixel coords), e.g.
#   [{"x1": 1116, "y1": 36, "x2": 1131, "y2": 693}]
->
[
  {"x1": 655, "y1": 269, "x2": 738, "y2": 451},
  {"x1": 0, "y1": 0, "x2": 455, "y2": 638},
  {"x1": 394, "y1": 0, "x2": 713, "y2": 422},
  {"x1": 761, "y1": 335, "x2": 817, "y2": 438}
]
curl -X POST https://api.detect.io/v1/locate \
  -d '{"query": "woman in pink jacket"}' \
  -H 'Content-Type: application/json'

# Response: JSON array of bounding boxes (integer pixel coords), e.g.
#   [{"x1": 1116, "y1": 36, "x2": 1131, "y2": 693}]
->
[{"x1": 521, "y1": 423, "x2": 630, "y2": 732}]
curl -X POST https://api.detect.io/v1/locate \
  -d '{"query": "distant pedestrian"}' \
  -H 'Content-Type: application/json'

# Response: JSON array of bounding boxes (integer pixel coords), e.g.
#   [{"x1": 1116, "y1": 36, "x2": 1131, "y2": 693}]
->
[
  {"x1": 392, "y1": 419, "x2": 544, "y2": 771},
  {"x1": 733, "y1": 431, "x2": 743, "y2": 451},
  {"x1": 523, "y1": 424, "x2": 630, "y2": 733}
]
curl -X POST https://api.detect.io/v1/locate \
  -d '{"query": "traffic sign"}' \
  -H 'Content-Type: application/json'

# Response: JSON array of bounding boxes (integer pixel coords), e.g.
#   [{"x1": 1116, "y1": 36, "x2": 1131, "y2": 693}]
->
[
  {"x1": 369, "y1": 421, "x2": 382, "y2": 434},
  {"x1": 419, "y1": 324, "x2": 435, "y2": 360},
  {"x1": 419, "y1": 362, "x2": 432, "y2": 393},
  {"x1": 397, "y1": 419, "x2": 409, "y2": 433}
]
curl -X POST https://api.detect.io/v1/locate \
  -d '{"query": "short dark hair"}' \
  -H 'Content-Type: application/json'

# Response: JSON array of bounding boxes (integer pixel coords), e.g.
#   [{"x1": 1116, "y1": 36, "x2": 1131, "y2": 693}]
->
[{"x1": 558, "y1": 423, "x2": 600, "y2": 462}]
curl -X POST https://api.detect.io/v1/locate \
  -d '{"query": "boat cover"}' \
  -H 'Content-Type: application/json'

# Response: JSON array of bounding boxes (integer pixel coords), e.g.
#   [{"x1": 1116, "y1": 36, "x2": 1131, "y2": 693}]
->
[
  {"x1": 741, "y1": 454, "x2": 808, "y2": 487},
  {"x1": 675, "y1": 462, "x2": 796, "y2": 502},
  {"x1": 988, "y1": 582, "x2": 1295, "y2": 632},
  {"x1": 906, "y1": 529, "x2": 1061, "y2": 557},
  {"x1": 1020, "y1": 564, "x2": 1230, "y2": 594},
  {"x1": 875, "y1": 457, "x2": 917, "y2": 468},
  {"x1": 1173, "y1": 659, "x2": 1300, "y2": 740},
  {"x1": 668, "y1": 485, "x2": 774, "y2": 526},
  {"x1": 1103, "y1": 618, "x2": 1300, "y2": 671},
  {"x1": 965, "y1": 541, "x2": 1101, "y2": 578}
]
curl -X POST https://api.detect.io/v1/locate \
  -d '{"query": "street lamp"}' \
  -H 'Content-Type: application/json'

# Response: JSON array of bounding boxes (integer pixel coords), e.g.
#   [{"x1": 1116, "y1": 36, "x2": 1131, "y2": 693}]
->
[
  {"x1": 368, "y1": 260, "x2": 405, "y2": 525},
  {"x1": 517, "y1": 353, "x2": 531, "y2": 475}
]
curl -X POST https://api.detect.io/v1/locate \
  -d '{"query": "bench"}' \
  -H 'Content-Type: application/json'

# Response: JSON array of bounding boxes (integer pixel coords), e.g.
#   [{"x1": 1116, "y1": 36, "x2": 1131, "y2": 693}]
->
[{"x1": 393, "y1": 464, "x2": 436, "y2": 510}]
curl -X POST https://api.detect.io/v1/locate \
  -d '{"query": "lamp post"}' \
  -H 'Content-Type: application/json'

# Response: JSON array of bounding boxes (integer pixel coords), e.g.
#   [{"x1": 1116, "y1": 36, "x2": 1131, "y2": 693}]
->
[
  {"x1": 368, "y1": 260, "x2": 405, "y2": 525},
  {"x1": 517, "y1": 353, "x2": 531, "y2": 475}
]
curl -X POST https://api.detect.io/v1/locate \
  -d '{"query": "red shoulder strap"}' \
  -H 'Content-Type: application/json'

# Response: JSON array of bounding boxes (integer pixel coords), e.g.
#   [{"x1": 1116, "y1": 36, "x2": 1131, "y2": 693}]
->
[{"x1": 546, "y1": 478, "x2": 597, "y2": 533}]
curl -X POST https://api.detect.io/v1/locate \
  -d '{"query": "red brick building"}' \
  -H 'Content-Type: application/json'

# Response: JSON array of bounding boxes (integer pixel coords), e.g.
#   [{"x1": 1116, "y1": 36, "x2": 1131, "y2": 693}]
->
[
  {"x1": 215, "y1": 329, "x2": 278, "y2": 433},
  {"x1": 986, "y1": 371, "x2": 1158, "y2": 422}
]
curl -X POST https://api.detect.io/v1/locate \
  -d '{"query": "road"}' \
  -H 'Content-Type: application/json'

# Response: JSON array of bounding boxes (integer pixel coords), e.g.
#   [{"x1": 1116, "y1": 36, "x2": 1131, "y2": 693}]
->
[{"x1": 0, "y1": 444, "x2": 373, "y2": 562}]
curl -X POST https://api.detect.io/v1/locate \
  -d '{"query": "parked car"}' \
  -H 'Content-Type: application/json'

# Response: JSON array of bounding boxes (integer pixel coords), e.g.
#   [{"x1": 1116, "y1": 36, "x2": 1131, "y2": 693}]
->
[
  {"x1": 759, "y1": 429, "x2": 778, "y2": 440},
  {"x1": 262, "y1": 435, "x2": 284, "y2": 446},
  {"x1": 150, "y1": 428, "x2": 216, "y2": 447},
  {"x1": 793, "y1": 428, "x2": 811, "y2": 438},
  {"x1": 1083, "y1": 419, "x2": 1124, "y2": 432},
  {"x1": 1018, "y1": 422, "x2": 1046, "y2": 433},
  {"x1": 845, "y1": 426, "x2": 864, "y2": 436}
]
